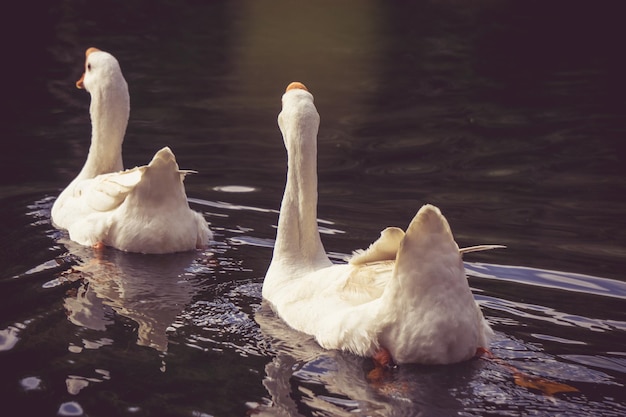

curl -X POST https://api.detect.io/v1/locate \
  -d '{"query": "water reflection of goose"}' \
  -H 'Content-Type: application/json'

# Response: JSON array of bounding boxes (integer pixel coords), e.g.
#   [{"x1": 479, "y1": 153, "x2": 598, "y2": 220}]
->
[
  {"x1": 254, "y1": 303, "x2": 476, "y2": 416},
  {"x1": 63, "y1": 246, "x2": 204, "y2": 352},
  {"x1": 263, "y1": 82, "x2": 503, "y2": 366},
  {"x1": 51, "y1": 48, "x2": 210, "y2": 254}
]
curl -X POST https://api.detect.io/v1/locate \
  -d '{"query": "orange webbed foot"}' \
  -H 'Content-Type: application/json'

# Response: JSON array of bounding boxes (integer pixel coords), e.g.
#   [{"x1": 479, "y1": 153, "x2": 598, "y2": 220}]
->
[
  {"x1": 512, "y1": 371, "x2": 579, "y2": 396},
  {"x1": 372, "y1": 347, "x2": 395, "y2": 368},
  {"x1": 367, "y1": 348, "x2": 412, "y2": 395},
  {"x1": 477, "y1": 346, "x2": 579, "y2": 396},
  {"x1": 92, "y1": 242, "x2": 105, "y2": 251},
  {"x1": 367, "y1": 347, "x2": 396, "y2": 382},
  {"x1": 475, "y1": 346, "x2": 495, "y2": 359}
]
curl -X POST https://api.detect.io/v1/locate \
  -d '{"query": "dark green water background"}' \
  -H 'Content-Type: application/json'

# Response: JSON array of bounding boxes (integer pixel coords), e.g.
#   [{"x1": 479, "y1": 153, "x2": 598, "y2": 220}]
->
[{"x1": 1, "y1": 1, "x2": 625, "y2": 416}]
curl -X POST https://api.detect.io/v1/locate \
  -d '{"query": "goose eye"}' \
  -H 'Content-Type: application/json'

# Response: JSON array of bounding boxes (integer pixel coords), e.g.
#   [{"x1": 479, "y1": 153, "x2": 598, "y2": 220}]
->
[{"x1": 87, "y1": 63, "x2": 92, "y2": 71}]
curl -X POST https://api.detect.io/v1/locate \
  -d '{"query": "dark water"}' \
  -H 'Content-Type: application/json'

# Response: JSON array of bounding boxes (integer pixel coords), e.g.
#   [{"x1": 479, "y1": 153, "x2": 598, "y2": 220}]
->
[{"x1": 2, "y1": 1, "x2": 625, "y2": 416}]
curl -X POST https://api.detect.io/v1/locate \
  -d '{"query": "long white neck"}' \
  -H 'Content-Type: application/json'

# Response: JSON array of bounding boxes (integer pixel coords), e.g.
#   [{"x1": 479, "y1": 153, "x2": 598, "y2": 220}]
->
[
  {"x1": 77, "y1": 79, "x2": 129, "y2": 179},
  {"x1": 270, "y1": 116, "x2": 331, "y2": 277}
]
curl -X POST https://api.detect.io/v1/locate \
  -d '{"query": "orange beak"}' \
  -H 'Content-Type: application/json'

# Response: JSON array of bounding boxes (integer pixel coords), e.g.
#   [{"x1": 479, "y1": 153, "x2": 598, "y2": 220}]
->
[
  {"x1": 285, "y1": 81, "x2": 308, "y2": 93},
  {"x1": 76, "y1": 47, "x2": 101, "y2": 89},
  {"x1": 76, "y1": 73, "x2": 85, "y2": 89}
]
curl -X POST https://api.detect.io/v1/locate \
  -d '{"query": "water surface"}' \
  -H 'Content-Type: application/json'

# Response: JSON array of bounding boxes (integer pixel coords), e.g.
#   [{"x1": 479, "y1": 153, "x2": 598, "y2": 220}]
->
[{"x1": 2, "y1": 1, "x2": 625, "y2": 416}]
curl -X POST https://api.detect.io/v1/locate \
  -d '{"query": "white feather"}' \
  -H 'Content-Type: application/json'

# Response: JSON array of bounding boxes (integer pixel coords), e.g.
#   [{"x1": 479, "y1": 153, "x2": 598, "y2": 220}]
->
[
  {"x1": 263, "y1": 82, "x2": 501, "y2": 365},
  {"x1": 51, "y1": 49, "x2": 211, "y2": 253}
]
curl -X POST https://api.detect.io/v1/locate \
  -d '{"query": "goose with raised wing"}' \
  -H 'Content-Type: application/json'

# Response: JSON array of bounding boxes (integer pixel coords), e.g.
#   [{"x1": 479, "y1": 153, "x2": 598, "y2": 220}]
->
[
  {"x1": 263, "y1": 82, "x2": 503, "y2": 365},
  {"x1": 51, "y1": 48, "x2": 210, "y2": 254}
]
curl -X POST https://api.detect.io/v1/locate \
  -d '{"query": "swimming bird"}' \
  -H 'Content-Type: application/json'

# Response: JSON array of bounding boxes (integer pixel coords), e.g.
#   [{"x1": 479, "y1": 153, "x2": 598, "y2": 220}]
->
[
  {"x1": 263, "y1": 82, "x2": 502, "y2": 365},
  {"x1": 51, "y1": 47, "x2": 211, "y2": 254}
]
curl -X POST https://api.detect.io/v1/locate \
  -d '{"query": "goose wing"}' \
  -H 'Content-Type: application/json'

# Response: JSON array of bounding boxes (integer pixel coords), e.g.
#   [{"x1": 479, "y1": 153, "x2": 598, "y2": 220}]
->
[
  {"x1": 83, "y1": 167, "x2": 145, "y2": 212},
  {"x1": 348, "y1": 227, "x2": 405, "y2": 265}
]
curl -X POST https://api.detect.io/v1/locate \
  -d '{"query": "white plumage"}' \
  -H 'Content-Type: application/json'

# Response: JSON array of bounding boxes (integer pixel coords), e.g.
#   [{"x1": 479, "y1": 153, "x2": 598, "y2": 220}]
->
[
  {"x1": 51, "y1": 48, "x2": 210, "y2": 253},
  {"x1": 263, "y1": 82, "x2": 500, "y2": 365}
]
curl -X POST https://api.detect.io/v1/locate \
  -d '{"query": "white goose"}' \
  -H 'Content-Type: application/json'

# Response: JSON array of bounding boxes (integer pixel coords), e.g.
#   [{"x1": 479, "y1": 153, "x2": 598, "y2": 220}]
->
[
  {"x1": 51, "y1": 47, "x2": 211, "y2": 254},
  {"x1": 263, "y1": 82, "x2": 502, "y2": 365}
]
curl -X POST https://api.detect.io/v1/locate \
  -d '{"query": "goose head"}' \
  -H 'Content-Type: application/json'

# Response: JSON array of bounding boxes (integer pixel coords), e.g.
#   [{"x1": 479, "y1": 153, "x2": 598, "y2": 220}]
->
[
  {"x1": 73, "y1": 47, "x2": 129, "y2": 179},
  {"x1": 76, "y1": 47, "x2": 128, "y2": 97},
  {"x1": 278, "y1": 82, "x2": 320, "y2": 152}
]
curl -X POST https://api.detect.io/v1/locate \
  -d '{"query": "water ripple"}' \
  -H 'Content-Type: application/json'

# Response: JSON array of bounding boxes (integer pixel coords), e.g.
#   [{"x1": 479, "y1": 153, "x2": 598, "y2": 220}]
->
[
  {"x1": 174, "y1": 281, "x2": 268, "y2": 358},
  {"x1": 480, "y1": 294, "x2": 623, "y2": 333},
  {"x1": 467, "y1": 262, "x2": 626, "y2": 300}
]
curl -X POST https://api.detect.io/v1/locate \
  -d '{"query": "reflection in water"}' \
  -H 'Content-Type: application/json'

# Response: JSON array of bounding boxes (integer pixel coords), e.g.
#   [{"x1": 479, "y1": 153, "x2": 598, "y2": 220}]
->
[
  {"x1": 255, "y1": 296, "x2": 624, "y2": 416},
  {"x1": 62, "y1": 243, "x2": 210, "y2": 352},
  {"x1": 466, "y1": 262, "x2": 626, "y2": 300},
  {"x1": 247, "y1": 254, "x2": 626, "y2": 416},
  {"x1": 1, "y1": 194, "x2": 625, "y2": 415},
  {"x1": 3, "y1": 0, "x2": 626, "y2": 415},
  {"x1": 0, "y1": 325, "x2": 22, "y2": 352},
  {"x1": 232, "y1": 1, "x2": 384, "y2": 109},
  {"x1": 254, "y1": 302, "x2": 476, "y2": 417}
]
